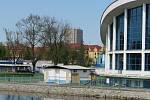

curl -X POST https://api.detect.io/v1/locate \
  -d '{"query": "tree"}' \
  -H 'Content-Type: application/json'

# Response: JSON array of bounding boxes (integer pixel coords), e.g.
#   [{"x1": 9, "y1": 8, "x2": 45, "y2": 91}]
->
[
  {"x1": 4, "y1": 29, "x2": 23, "y2": 63},
  {"x1": 76, "y1": 44, "x2": 86, "y2": 66},
  {"x1": 41, "y1": 17, "x2": 71, "y2": 65},
  {"x1": 23, "y1": 46, "x2": 32, "y2": 60},
  {"x1": 0, "y1": 42, "x2": 7, "y2": 60},
  {"x1": 16, "y1": 14, "x2": 42, "y2": 71}
]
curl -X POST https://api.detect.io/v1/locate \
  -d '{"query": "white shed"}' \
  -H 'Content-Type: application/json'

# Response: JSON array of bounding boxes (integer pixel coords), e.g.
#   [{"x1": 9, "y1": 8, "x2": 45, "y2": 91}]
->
[{"x1": 44, "y1": 65, "x2": 95, "y2": 84}]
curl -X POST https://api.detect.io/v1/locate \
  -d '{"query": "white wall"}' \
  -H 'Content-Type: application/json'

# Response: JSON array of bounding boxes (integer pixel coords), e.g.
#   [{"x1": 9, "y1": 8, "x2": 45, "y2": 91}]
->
[
  {"x1": 71, "y1": 70, "x2": 91, "y2": 80},
  {"x1": 44, "y1": 69, "x2": 71, "y2": 84}
]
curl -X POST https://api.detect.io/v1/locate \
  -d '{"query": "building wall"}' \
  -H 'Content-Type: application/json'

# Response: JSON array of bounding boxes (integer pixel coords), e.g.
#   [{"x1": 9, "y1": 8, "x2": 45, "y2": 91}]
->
[
  {"x1": 67, "y1": 29, "x2": 83, "y2": 44},
  {"x1": 87, "y1": 47, "x2": 104, "y2": 66},
  {"x1": 44, "y1": 69, "x2": 71, "y2": 84},
  {"x1": 44, "y1": 68, "x2": 92, "y2": 84},
  {"x1": 101, "y1": 1, "x2": 150, "y2": 76},
  {"x1": 71, "y1": 70, "x2": 91, "y2": 80}
]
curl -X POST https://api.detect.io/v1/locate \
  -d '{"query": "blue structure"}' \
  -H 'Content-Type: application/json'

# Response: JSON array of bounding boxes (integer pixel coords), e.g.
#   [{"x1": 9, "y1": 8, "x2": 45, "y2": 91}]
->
[{"x1": 96, "y1": 54, "x2": 105, "y2": 68}]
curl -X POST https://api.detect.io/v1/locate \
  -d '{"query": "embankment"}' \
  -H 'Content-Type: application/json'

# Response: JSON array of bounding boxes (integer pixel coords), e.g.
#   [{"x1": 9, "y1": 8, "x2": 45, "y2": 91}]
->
[{"x1": 0, "y1": 83, "x2": 149, "y2": 100}]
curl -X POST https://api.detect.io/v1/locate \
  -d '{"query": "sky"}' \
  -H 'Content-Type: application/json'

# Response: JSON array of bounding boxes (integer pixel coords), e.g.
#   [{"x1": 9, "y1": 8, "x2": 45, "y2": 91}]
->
[{"x1": 0, "y1": 0, "x2": 113, "y2": 46}]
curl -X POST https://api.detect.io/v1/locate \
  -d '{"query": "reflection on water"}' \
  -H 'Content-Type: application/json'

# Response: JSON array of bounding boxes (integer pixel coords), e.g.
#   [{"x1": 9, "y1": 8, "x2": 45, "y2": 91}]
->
[
  {"x1": 0, "y1": 94, "x2": 102, "y2": 100},
  {"x1": 0, "y1": 95, "x2": 43, "y2": 100}
]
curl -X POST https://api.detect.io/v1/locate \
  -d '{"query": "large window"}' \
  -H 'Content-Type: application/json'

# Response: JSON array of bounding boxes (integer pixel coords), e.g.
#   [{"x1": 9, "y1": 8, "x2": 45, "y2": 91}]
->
[
  {"x1": 110, "y1": 54, "x2": 112, "y2": 70},
  {"x1": 127, "y1": 53, "x2": 141, "y2": 70},
  {"x1": 127, "y1": 6, "x2": 142, "y2": 50},
  {"x1": 146, "y1": 5, "x2": 150, "y2": 49},
  {"x1": 116, "y1": 14, "x2": 124, "y2": 50},
  {"x1": 115, "y1": 54, "x2": 123, "y2": 70},
  {"x1": 145, "y1": 54, "x2": 150, "y2": 71},
  {"x1": 110, "y1": 23, "x2": 113, "y2": 51}
]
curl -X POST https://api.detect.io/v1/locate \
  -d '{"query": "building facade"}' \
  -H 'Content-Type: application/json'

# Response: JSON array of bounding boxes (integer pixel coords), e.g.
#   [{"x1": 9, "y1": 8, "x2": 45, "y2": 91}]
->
[
  {"x1": 67, "y1": 29, "x2": 83, "y2": 44},
  {"x1": 100, "y1": 0, "x2": 150, "y2": 77},
  {"x1": 69, "y1": 44, "x2": 104, "y2": 66},
  {"x1": 44, "y1": 65, "x2": 94, "y2": 84}
]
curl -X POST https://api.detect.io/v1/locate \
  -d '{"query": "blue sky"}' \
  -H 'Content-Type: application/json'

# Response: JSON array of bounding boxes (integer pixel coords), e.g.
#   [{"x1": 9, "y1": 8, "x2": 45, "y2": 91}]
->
[{"x1": 0, "y1": 0, "x2": 113, "y2": 45}]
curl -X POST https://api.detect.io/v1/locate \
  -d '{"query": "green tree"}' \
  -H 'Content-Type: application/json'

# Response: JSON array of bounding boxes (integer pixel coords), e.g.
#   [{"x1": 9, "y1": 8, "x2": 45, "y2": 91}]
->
[
  {"x1": 59, "y1": 44, "x2": 70, "y2": 65},
  {"x1": 23, "y1": 46, "x2": 32, "y2": 60},
  {"x1": 0, "y1": 42, "x2": 7, "y2": 60},
  {"x1": 77, "y1": 44, "x2": 86, "y2": 66},
  {"x1": 40, "y1": 17, "x2": 71, "y2": 65}
]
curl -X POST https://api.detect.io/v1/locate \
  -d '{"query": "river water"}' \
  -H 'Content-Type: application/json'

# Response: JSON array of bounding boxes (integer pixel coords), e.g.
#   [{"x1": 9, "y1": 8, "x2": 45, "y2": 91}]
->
[
  {"x1": 0, "y1": 91, "x2": 103, "y2": 100},
  {"x1": 0, "y1": 95, "x2": 100, "y2": 100}
]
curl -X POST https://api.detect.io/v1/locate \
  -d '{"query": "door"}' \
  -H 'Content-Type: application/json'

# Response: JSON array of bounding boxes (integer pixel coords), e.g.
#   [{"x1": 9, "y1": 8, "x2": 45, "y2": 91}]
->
[{"x1": 71, "y1": 73, "x2": 80, "y2": 84}]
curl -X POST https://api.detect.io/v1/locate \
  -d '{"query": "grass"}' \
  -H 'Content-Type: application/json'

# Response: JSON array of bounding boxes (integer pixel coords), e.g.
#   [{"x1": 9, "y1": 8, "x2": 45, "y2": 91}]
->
[{"x1": 0, "y1": 72, "x2": 44, "y2": 83}]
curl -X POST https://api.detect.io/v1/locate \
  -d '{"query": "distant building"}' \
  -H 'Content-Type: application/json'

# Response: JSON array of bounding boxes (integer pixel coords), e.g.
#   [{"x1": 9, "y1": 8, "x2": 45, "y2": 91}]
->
[
  {"x1": 66, "y1": 29, "x2": 83, "y2": 44},
  {"x1": 44, "y1": 65, "x2": 95, "y2": 84},
  {"x1": 0, "y1": 60, "x2": 32, "y2": 73},
  {"x1": 69, "y1": 43, "x2": 104, "y2": 66}
]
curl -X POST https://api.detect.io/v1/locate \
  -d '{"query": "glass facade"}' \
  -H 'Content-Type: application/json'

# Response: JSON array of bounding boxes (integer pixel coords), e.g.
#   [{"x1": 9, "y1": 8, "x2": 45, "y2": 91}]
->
[
  {"x1": 115, "y1": 54, "x2": 123, "y2": 70},
  {"x1": 106, "y1": 4, "x2": 150, "y2": 72},
  {"x1": 146, "y1": 5, "x2": 150, "y2": 49},
  {"x1": 110, "y1": 54, "x2": 112, "y2": 70},
  {"x1": 127, "y1": 53, "x2": 141, "y2": 70},
  {"x1": 127, "y1": 6, "x2": 142, "y2": 50},
  {"x1": 110, "y1": 23, "x2": 113, "y2": 51},
  {"x1": 116, "y1": 14, "x2": 124, "y2": 50},
  {"x1": 145, "y1": 54, "x2": 150, "y2": 71}
]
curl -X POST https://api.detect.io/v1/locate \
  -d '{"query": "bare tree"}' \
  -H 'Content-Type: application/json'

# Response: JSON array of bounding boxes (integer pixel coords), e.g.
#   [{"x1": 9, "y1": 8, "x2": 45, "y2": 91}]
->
[
  {"x1": 16, "y1": 14, "x2": 42, "y2": 72},
  {"x1": 41, "y1": 17, "x2": 71, "y2": 65},
  {"x1": 4, "y1": 29, "x2": 23, "y2": 63}
]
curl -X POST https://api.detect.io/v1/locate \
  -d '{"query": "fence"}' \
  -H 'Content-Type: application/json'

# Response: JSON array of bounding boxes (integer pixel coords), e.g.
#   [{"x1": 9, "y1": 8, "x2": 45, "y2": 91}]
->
[
  {"x1": 0, "y1": 73, "x2": 44, "y2": 83},
  {"x1": 0, "y1": 73, "x2": 149, "y2": 89}
]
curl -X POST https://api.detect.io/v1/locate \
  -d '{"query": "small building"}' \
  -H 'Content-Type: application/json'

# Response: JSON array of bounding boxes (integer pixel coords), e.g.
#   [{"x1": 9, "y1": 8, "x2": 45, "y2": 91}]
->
[
  {"x1": 44, "y1": 65, "x2": 95, "y2": 84},
  {"x1": 35, "y1": 60, "x2": 53, "y2": 73},
  {"x1": 0, "y1": 60, "x2": 32, "y2": 73}
]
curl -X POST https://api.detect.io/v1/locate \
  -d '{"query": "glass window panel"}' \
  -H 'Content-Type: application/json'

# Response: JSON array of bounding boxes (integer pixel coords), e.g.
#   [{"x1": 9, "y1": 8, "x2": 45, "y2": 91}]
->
[
  {"x1": 146, "y1": 5, "x2": 150, "y2": 49},
  {"x1": 116, "y1": 13, "x2": 124, "y2": 50},
  {"x1": 110, "y1": 54, "x2": 112, "y2": 70},
  {"x1": 115, "y1": 54, "x2": 123, "y2": 70},
  {"x1": 145, "y1": 54, "x2": 150, "y2": 71},
  {"x1": 127, "y1": 6, "x2": 142, "y2": 50},
  {"x1": 127, "y1": 53, "x2": 141, "y2": 71}
]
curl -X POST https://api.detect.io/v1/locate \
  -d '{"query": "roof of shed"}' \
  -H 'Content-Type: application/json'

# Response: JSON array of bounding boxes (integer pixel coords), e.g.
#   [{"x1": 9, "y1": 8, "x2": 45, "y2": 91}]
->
[{"x1": 45, "y1": 65, "x2": 94, "y2": 70}]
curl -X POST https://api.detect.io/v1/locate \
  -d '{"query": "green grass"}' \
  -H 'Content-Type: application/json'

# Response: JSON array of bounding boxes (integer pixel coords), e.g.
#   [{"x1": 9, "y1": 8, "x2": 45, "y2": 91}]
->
[
  {"x1": 0, "y1": 72, "x2": 44, "y2": 83},
  {"x1": 0, "y1": 72, "x2": 34, "y2": 76}
]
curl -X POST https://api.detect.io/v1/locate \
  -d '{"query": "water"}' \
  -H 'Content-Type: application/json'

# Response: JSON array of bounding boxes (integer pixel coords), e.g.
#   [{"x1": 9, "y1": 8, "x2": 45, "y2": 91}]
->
[{"x1": 0, "y1": 91, "x2": 102, "y2": 100}]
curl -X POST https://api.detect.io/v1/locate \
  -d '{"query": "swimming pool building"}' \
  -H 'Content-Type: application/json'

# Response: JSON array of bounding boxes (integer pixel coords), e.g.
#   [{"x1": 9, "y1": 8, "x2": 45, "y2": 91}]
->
[{"x1": 100, "y1": 0, "x2": 150, "y2": 78}]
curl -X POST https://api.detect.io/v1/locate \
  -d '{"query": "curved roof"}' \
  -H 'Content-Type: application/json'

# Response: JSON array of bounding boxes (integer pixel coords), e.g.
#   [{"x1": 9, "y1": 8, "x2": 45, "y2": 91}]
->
[{"x1": 100, "y1": 0, "x2": 150, "y2": 45}]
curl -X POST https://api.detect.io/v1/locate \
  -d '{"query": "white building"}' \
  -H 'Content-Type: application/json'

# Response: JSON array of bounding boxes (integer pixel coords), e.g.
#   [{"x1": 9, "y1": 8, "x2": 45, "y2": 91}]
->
[
  {"x1": 66, "y1": 29, "x2": 83, "y2": 44},
  {"x1": 35, "y1": 60, "x2": 53, "y2": 73},
  {"x1": 44, "y1": 65, "x2": 94, "y2": 84},
  {"x1": 100, "y1": 0, "x2": 150, "y2": 82}
]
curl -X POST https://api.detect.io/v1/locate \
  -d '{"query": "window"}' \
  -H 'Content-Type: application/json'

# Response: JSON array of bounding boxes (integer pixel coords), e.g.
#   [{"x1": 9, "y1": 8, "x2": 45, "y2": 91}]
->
[
  {"x1": 146, "y1": 5, "x2": 150, "y2": 49},
  {"x1": 110, "y1": 54, "x2": 112, "y2": 70},
  {"x1": 73, "y1": 70, "x2": 77, "y2": 73},
  {"x1": 83, "y1": 70, "x2": 87, "y2": 73},
  {"x1": 127, "y1": 53, "x2": 141, "y2": 70},
  {"x1": 127, "y1": 6, "x2": 142, "y2": 50},
  {"x1": 110, "y1": 23, "x2": 113, "y2": 51},
  {"x1": 116, "y1": 13, "x2": 124, "y2": 50},
  {"x1": 145, "y1": 54, "x2": 150, "y2": 71},
  {"x1": 101, "y1": 58, "x2": 102, "y2": 64},
  {"x1": 115, "y1": 54, "x2": 123, "y2": 70}
]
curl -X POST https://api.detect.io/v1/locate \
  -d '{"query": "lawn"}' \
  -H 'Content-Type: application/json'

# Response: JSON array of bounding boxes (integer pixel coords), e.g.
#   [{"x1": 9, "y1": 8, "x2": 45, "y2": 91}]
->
[{"x1": 0, "y1": 72, "x2": 44, "y2": 83}]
